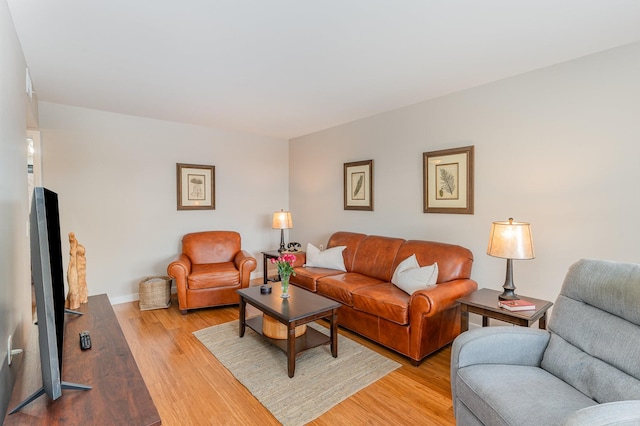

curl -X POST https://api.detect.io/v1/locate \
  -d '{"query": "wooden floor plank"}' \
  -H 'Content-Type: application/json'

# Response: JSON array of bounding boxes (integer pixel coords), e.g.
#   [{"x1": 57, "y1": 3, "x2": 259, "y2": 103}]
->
[{"x1": 113, "y1": 290, "x2": 456, "y2": 425}]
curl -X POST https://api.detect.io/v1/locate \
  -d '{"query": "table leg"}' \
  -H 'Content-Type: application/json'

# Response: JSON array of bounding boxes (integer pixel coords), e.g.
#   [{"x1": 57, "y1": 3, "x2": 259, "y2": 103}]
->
[
  {"x1": 263, "y1": 255, "x2": 268, "y2": 284},
  {"x1": 287, "y1": 325, "x2": 296, "y2": 378},
  {"x1": 482, "y1": 316, "x2": 489, "y2": 327},
  {"x1": 239, "y1": 298, "x2": 246, "y2": 337},
  {"x1": 539, "y1": 313, "x2": 547, "y2": 330},
  {"x1": 460, "y1": 305, "x2": 469, "y2": 332},
  {"x1": 330, "y1": 309, "x2": 338, "y2": 358}
]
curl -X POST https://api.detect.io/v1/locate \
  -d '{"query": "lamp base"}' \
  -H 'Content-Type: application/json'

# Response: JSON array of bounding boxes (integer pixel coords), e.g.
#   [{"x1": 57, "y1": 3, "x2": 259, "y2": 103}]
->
[
  {"x1": 498, "y1": 258, "x2": 519, "y2": 301},
  {"x1": 498, "y1": 289, "x2": 519, "y2": 301},
  {"x1": 278, "y1": 229, "x2": 286, "y2": 252}
]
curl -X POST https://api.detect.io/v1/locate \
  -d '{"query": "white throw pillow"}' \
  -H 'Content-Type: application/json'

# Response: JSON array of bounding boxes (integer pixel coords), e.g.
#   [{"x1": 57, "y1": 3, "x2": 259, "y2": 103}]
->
[
  {"x1": 391, "y1": 254, "x2": 438, "y2": 295},
  {"x1": 304, "y1": 243, "x2": 347, "y2": 271}
]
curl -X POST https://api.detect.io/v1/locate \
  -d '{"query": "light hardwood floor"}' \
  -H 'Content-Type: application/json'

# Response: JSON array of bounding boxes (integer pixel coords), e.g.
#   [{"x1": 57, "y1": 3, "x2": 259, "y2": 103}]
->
[{"x1": 113, "y1": 289, "x2": 457, "y2": 425}]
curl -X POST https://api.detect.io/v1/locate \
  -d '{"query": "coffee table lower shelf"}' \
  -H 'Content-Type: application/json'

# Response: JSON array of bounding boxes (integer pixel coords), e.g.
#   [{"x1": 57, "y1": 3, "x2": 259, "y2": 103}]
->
[{"x1": 245, "y1": 316, "x2": 331, "y2": 354}]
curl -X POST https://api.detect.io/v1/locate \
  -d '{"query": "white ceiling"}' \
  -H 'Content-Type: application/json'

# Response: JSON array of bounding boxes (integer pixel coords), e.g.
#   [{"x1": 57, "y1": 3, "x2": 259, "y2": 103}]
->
[{"x1": 7, "y1": 1, "x2": 640, "y2": 139}]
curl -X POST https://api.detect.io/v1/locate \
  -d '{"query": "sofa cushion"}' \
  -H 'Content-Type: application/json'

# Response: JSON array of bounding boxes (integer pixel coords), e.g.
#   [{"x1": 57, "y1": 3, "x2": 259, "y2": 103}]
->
[
  {"x1": 456, "y1": 364, "x2": 596, "y2": 426},
  {"x1": 317, "y1": 273, "x2": 384, "y2": 306},
  {"x1": 291, "y1": 266, "x2": 343, "y2": 292},
  {"x1": 326, "y1": 231, "x2": 367, "y2": 271},
  {"x1": 304, "y1": 243, "x2": 347, "y2": 271},
  {"x1": 394, "y1": 240, "x2": 472, "y2": 283},
  {"x1": 352, "y1": 283, "x2": 410, "y2": 325},
  {"x1": 391, "y1": 254, "x2": 438, "y2": 295},
  {"x1": 188, "y1": 262, "x2": 239, "y2": 289},
  {"x1": 351, "y1": 235, "x2": 405, "y2": 281}
]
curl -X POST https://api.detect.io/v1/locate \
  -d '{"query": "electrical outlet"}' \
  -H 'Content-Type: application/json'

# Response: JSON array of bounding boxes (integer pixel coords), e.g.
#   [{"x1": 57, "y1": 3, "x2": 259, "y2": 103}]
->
[
  {"x1": 7, "y1": 334, "x2": 23, "y2": 366},
  {"x1": 7, "y1": 335, "x2": 13, "y2": 366}
]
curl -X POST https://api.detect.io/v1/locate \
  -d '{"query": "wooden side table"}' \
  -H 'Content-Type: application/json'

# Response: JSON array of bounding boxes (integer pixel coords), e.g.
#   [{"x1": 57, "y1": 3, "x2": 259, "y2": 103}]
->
[
  {"x1": 457, "y1": 288, "x2": 553, "y2": 332},
  {"x1": 261, "y1": 250, "x2": 304, "y2": 284}
]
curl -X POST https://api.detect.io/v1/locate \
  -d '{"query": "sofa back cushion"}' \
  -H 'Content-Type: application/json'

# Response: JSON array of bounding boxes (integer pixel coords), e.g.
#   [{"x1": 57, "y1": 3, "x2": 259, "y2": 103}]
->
[
  {"x1": 182, "y1": 231, "x2": 240, "y2": 264},
  {"x1": 351, "y1": 235, "x2": 405, "y2": 282},
  {"x1": 327, "y1": 231, "x2": 366, "y2": 272},
  {"x1": 394, "y1": 240, "x2": 473, "y2": 283},
  {"x1": 541, "y1": 259, "x2": 640, "y2": 403}
]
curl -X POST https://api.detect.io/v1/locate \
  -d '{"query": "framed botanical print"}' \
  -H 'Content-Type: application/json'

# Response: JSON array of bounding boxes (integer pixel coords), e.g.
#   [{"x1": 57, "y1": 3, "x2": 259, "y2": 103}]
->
[
  {"x1": 176, "y1": 163, "x2": 215, "y2": 210},
  {"x1": 423, "y1": 146, "x2": 474, "y2": 214},
  {"x1": 344, "y1": 160, "x2": 373, "y2": 211}
]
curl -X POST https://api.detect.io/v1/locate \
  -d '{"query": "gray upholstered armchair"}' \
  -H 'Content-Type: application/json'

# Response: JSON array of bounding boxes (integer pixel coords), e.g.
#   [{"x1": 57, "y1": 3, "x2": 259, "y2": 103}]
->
[{"x1": 451, "y1": 259, "x2": 640, "y2": 425}]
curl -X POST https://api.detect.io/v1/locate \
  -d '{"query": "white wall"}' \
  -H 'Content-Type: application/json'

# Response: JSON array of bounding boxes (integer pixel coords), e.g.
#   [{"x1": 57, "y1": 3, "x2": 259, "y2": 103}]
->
[
  {"x1": 0, "y1": 0, "x2": 33, "y2": 416},
  {"x1": 290, "y1": 42, "x2": 640, "y2": 306},
  {"x1": 39, "y1": 103, "x2": 290, "y2": 303}
]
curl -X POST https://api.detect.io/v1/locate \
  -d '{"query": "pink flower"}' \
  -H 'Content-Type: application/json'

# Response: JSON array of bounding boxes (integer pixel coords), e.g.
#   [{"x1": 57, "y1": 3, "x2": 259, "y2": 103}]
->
[{"x1": 270, "y1": 254, "x2": 297, "y2": 278}]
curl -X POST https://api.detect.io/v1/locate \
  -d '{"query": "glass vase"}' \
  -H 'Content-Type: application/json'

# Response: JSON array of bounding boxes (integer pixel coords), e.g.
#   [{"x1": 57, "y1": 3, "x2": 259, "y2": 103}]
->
[{"x1": 281, "y1": 275, "x2": 290, "y2": 298}]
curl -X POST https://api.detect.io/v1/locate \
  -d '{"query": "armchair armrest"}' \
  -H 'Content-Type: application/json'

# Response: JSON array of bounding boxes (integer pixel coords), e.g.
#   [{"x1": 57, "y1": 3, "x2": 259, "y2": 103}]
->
[
  {"x1": 234, "y1": 250, "x2": 257, "y2": 288},
  {"x1": 561, "y1": 400, "x2": 640, "y2": 425},
  {"x1": 167, "y1": 254, "x2": 192, "y2": 311},
  {"x1": 167, "y1": 254, "x2": 192, "y2": 278}
]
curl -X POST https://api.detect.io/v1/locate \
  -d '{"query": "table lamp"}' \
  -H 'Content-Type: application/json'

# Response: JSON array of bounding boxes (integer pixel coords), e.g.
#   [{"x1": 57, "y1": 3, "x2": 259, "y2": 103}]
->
[
  {"x1": 272, "y1": 209, "x2": 293, "y2": 252},
  {"x1": 487, "y1": 218, "x2": 535, "y2": 300}
]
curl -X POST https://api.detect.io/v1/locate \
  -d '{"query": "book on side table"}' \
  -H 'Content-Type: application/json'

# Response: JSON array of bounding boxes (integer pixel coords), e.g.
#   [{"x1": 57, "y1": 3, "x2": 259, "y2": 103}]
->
[{"x1": 499, "y1": 299, "x2": 536, "y2": 311}]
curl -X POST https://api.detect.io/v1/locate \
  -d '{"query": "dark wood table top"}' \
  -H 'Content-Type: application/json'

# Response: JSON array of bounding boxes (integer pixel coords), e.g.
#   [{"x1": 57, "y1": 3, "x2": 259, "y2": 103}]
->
[
  {"x1": 457, "y1": 288, "x2": 553, "y2": 321},
  {"x1": 238, "y1": 285, "x2": 341, "y2": 323}
]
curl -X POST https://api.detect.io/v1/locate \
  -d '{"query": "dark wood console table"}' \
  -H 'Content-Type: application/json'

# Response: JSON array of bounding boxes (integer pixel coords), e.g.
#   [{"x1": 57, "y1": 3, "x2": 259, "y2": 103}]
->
[{"x1": 4, "y1": 294, "x2": 161, "y2": 425}]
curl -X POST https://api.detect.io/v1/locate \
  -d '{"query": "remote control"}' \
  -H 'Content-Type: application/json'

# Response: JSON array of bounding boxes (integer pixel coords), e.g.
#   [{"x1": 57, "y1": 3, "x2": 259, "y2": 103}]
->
[{"x1": 79, "y1": 330, "x2": 92, "y2": 350}]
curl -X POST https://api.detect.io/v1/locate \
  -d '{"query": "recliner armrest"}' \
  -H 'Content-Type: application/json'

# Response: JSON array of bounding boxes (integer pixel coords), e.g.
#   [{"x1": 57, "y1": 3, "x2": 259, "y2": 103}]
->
[
  {"x1": 561, "y1": 400, "x2": 640, "y2": 425},
  {"x1": 453, "y1": 326, "x2": 550, "y2": 370},
  {"x1": 450, "y1": 326, "x2": 550, "y2": 411}
]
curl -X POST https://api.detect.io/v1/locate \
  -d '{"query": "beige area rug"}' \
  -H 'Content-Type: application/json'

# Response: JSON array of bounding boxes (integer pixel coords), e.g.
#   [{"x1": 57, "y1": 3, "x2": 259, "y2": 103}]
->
[{"x1": 194, "y1": 320, "x2": 401, "y2": 426}]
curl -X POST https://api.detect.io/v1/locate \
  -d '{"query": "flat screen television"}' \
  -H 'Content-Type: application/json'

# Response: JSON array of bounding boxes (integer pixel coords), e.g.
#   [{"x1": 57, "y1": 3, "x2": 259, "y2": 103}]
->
[{"x1": 10, "y1": 187, "x2": 90, "y2": 414}]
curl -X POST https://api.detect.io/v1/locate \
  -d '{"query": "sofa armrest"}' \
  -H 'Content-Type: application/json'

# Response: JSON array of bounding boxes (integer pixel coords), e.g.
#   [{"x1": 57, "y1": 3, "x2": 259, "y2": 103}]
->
[
  {"x1": 291, "y1": 252, "x2": 306, "y2": 267},
  {"x1": 561, "y1": 400, "x2": 640, "y2": 426},
  {"x1": 234, "y1": 250, "x2": 257, "y2": 288},
  {"x1": 450, "y1": 326, "x2": 550, "y2": 410},
  {"x1": 410, "y1": 278, "x2": 478, "y2": 318}
]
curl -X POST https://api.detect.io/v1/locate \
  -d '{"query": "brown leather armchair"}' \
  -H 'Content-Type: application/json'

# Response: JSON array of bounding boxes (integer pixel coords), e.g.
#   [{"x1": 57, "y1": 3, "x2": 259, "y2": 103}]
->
[{"x1": 167, "y1": 231, "x2": 257, "y2": 314}]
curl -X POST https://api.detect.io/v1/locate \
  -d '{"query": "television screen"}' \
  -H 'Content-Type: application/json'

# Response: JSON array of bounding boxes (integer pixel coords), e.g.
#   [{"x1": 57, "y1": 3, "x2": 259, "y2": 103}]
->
[
  {"x1": 30, "y1": 187, "x2": 64, "y2": 400},
  {"x1": 10, "y1": 187, "x2": 89, "y2": 414}
]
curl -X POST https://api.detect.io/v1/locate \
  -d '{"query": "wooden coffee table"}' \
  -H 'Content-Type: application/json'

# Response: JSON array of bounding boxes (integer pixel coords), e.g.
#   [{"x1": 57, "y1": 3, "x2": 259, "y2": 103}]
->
[{"x1": 237, "y1": 284, "x2": 341, "y2": 378}]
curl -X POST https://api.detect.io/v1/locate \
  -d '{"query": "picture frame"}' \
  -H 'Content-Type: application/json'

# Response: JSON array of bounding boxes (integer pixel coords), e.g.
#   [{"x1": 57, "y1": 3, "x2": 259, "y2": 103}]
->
[
  {"x1": 423, "y1": 146, "x2": 474, "y2": 214},
  {"x1": 344, "y1": 160, "x2": 373, "y2": 211},
  {"x1": 176, "y1": 163, "x2": 215, "y2": 210}
]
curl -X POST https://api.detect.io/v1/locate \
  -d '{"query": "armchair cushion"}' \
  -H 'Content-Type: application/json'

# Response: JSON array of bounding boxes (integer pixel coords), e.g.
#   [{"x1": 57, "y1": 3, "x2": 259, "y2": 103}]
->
[{"x1": 188, "y1": 262, "x2": 239, "y2": 289}]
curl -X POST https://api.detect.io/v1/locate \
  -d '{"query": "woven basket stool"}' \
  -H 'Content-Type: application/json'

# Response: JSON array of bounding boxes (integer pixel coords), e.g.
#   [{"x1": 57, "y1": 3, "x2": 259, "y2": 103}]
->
[{"x1": 139, "y1": 276, "x2": 172, "y2": 310}]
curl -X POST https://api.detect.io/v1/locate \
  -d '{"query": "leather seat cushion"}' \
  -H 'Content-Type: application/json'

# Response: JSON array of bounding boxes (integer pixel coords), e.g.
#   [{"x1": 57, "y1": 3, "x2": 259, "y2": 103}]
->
[
  {"x1": 317, "y1": 273, "x2": 384, "y2": 306},
  {"x1": 292, "y1": 266, "x2": 343, "y2": 292},
  {"x1": 352, "y1": 283, "x2": 410, "y2": 325},
  {"x1": 188, "y1": 262, "x2": 240, "y2": 289}
]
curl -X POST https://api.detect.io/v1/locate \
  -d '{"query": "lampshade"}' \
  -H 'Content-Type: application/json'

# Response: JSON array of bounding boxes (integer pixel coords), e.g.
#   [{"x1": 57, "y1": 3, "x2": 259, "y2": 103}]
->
[
  {"x1": 487, "y1": 218, "x2": 535, "y2": 260},
  {"x1": 272, "y1": 210, "x2": 293, "y2": 230}
]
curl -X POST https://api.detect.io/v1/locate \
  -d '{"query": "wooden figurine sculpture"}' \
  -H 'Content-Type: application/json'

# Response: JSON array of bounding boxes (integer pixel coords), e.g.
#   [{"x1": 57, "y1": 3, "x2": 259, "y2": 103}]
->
[{"x1": 66, "y1": 232, "x2": 88, "y2": 309}]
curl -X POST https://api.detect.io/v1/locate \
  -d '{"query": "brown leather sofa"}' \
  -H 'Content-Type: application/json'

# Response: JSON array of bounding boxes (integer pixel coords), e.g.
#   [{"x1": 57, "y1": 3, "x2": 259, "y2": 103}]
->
[
  {"x1": 291, "y1": 231, "x2": 477, "y2": 364},
  {"x1": 167, "y1": 231, "x2": 257, "y2": 314}
]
